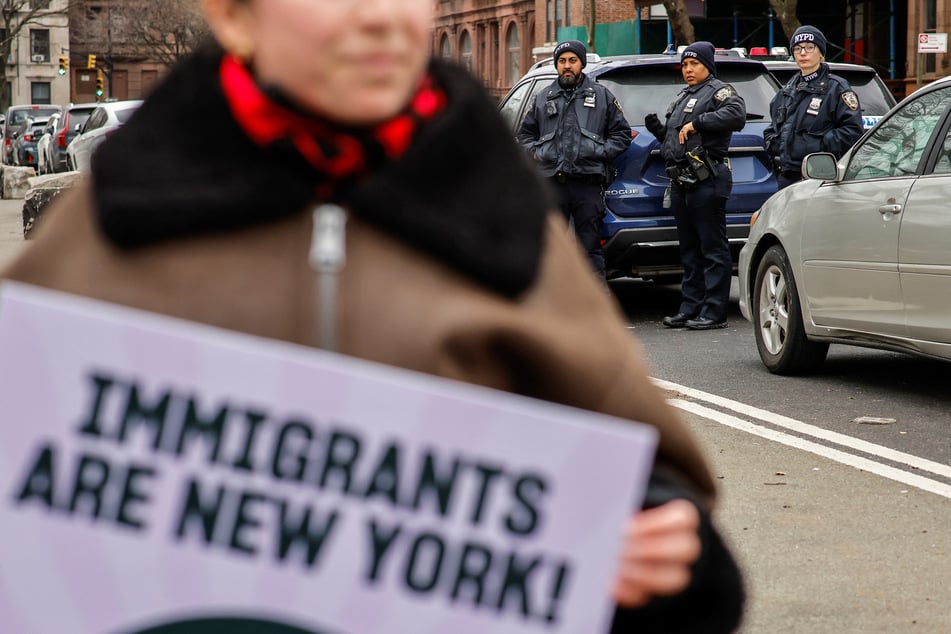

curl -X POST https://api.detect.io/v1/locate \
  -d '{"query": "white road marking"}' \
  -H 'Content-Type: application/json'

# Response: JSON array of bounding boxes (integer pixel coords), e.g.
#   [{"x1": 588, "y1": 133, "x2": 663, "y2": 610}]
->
[{"x1": 653, "y1": 378, "x2": 951, "y2": 499}]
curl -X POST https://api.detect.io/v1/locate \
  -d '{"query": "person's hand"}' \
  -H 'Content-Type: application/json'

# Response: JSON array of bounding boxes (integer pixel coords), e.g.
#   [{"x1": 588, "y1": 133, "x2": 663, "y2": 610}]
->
[
  {"x1": 678, "y1": 121, "x2": 697, "y2": 144},
  {"x1": 613, "y1": 499, "x2": 702, "y2": 608},
  {"x1": 644, "y1": 113, "x2": 665, "y2": 138}
]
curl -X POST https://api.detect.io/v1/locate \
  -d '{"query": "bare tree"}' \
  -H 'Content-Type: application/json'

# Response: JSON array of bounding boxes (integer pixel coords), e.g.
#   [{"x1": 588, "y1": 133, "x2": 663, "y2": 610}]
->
[
  {"x1": 585, "y1": 0, "x2": 596, "y2": 53},
  {"x1": 768, "y1": 0, "x2": 801, "y2": 41},
  {"x1": 0, "y1": 0, "x2": 73, "y2": 111},
  {"x1": 663, "y1": 0, "x2": 696, "y2": 47},
  {"x1": 103, "y1": 0, "x2": 207, "y2": 68}
]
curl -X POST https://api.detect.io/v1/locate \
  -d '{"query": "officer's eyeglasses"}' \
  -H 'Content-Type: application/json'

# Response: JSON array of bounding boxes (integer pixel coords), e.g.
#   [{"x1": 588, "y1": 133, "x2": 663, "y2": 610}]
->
[{"x1": 793, "y1": 44, "x2": 818, "y2": 54}]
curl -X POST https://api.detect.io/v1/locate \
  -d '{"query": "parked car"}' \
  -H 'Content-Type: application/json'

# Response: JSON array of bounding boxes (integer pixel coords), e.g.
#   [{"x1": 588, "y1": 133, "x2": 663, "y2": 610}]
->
[
  {"x1": 66, "y1": 100, "x2": 143, "y2": 172},
  {"x1": 14, "y1": 116, "x2": 52, "y2": 171},
  {"x1": 36, "y1": 114, "x2": 60, "y2": 175},
  {"x1": 738, "y1": 74, "x2": 951, "y2": 374},
  {"x1": 42, "y1": 103, "x2": 98, "y2": 173},
  {"x1": 762, "y1": 60, "x2": 897, "y2": 129},
  {"x1": 2, "y1": 105, "x2": 62, "y2": 165},
  {"x1": 500, "y1": 53, "x2": 781, "y2": 281}
]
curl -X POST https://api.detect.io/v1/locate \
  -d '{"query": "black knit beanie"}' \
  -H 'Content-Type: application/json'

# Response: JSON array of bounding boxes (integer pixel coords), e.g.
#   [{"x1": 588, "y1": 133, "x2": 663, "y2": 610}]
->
[
  {"x1": 681, "y1": 41, "x2": 716, "y2": 77},
  {"x1": 790, "y1": 25, "x2": 827, "y2": 56},
  {"x1": 553, "y1": 40, "x2": 587, "y2": 68}
]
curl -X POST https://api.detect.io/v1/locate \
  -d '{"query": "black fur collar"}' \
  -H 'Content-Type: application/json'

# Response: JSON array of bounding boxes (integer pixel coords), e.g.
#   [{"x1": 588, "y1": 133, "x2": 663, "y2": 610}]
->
[{"x1": 92, "y1": 45, "x2": 551, "y2": 298}]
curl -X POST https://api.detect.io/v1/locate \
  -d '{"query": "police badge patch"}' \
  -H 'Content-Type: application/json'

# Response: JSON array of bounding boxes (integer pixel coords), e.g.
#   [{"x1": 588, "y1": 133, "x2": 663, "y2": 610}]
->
[
  {"x1": 714, "y1": 86, "x2": 734, "y2": 103},
  {"x1": 841, "y1": 91, "x2": 859, "y2": 111}
]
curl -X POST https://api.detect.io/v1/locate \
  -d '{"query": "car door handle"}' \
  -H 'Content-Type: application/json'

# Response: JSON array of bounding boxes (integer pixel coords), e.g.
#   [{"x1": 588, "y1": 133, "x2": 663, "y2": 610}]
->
[{"x1": 878, "y1": 203, "x2": 902, "y2": 215}]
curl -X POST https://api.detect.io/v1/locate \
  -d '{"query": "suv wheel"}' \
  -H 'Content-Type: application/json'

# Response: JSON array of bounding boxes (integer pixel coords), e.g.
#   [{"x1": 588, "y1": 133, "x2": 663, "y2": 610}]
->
[{"x1": 752, "y1": 245, "x2": 828, "y2": 374}]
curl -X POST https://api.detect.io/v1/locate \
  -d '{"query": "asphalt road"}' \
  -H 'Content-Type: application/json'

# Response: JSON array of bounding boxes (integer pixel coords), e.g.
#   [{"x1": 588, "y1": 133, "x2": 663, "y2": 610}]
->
[
  {"x1": 610, "y1": 276, "x2": 951, "y2": 632},
  {"x1": 0, "y1": 197, "x2": 948, "y2": 632},
  {"x1": 611, "y1": 277, "x2": 951, "y2": 467}
]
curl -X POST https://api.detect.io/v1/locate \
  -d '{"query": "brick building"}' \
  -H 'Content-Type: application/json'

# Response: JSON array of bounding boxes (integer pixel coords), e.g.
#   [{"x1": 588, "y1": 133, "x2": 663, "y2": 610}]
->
[
  {"x1": 436, "y1": 1, "x2": 951, "y2": 103},
  {"x1": 3, "y1": 0, "x2": 71, "y2": 108},
  {"x1": 433, "y1": 0, "x2": 537, "y2": 100},
  {"x1": 68, "y1": 1, "x2": 176, "y2": 103}
]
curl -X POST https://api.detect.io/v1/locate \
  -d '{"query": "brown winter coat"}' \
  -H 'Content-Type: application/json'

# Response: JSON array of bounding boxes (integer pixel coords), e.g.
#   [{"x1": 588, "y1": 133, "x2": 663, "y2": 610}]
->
[{"x1": 3, "y1": 182, "x2": 715, "y2": 506}]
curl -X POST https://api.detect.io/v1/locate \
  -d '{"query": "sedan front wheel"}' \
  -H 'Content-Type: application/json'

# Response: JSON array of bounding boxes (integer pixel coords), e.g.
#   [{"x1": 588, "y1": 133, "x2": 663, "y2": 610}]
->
[{"x1": 752, "y1": 245, "x2": 828, "y2": 374}]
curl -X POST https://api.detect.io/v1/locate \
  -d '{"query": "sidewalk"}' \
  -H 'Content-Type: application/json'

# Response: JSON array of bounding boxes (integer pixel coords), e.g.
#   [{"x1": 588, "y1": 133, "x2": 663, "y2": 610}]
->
[
  {"x1": 0, "y1": 197, "x2": 26, "y2": 269},
  {"x1": 683, "y1": 410, "x2": 950, "y2": 633}
]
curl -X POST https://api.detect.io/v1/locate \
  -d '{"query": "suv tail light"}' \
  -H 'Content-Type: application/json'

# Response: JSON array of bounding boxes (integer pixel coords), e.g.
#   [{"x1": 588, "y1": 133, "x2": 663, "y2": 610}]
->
[
  {"x1": 57, "y1": 114, "x2": 69, "y2": 147},
  {"x1": 23, "y1": 133, "x2": 35, "y2": 142}
]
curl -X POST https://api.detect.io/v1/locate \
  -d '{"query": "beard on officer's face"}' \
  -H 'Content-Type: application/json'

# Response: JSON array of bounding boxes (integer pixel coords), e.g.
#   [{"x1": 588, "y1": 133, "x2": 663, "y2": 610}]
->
[{"x1": 558, "y1": 72, "x2": 579, "y2": 89}]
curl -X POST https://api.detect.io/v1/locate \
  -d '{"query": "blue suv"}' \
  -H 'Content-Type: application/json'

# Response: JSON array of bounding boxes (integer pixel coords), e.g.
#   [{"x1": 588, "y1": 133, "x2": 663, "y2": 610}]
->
[{"x1": 500, "y1": 53, "x2": 781, "y2": 281}]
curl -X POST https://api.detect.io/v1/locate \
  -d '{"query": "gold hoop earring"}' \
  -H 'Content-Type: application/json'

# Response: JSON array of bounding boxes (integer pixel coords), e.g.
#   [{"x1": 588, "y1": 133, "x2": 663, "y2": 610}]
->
[{"x1": 232, "y1": 41, "x2": 254, "y2": 64}]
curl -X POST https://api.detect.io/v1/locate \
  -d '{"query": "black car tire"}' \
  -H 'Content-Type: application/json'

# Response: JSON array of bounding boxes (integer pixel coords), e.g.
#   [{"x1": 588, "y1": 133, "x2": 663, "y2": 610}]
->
[{"x1": 752, "y1": 245, "x2": 828, "y2": 374}]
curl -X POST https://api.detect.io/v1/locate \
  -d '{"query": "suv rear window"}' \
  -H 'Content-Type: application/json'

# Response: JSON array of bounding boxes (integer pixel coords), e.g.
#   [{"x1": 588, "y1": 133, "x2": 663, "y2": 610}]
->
[
  {"x1": 597, "y1": 65, "x2": 777, "y2": 124},
  {"x1": 835, "y1": 72, "x2": 893, "y2": 115},
  {"x1": 63, "y1": 108, "x2": 94, "y2": 132},
  {"x1": 767, "y1": 66, "x2": 894, "y2": 116},
  {"x1": 115, "y1": 106, "x2": 139, "y2": 124}
]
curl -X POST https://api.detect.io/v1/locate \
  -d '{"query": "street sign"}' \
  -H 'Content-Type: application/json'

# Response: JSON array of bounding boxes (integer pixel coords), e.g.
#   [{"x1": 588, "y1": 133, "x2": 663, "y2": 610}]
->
[{"x1": 917, "y1": 33, "x2": 948, "y2": 54}]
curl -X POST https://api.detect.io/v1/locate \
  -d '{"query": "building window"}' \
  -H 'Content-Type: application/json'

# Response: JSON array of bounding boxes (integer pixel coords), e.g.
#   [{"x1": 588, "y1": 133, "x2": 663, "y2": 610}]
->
[
  {"x1": 506, "y1": 24, "x2": 520, "y2": 85},
  {"x1": 30, "y1": 29, "x2": 50, "y2": 63},
  {"x1": 460, "y1": 30, "x2": 472, "y2": 72},
  {"x1": 31, "y1": 82, "x2": 51, "y2": 104},
  {"x1": 30, "y1": 0, "x2": 51, "y2": 9},
  {"x1": 440, "y1": 33, "x2": 451, "y2": 59}
]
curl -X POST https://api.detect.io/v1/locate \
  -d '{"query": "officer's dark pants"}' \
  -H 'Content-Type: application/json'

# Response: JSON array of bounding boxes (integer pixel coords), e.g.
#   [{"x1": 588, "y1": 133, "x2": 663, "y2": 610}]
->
[
  {"x1": 670, "y1": 179, "x2": 732, "y2": 323},
  {"x1": 551, "y1": 178, "x2": 606, "y2": 278}
]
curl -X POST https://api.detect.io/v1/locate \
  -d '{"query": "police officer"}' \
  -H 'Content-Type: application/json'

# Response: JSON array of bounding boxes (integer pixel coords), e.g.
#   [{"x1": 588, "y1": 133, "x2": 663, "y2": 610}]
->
[
  {"x1": 764, "y1": 25, "x2": 864, "y2": 189},
  {"x1": 645, "y1": 41, "x2": 746, "y2": 330},
  {"x1": 517, "y1": 39, "x2": 631, "y2": 279}
]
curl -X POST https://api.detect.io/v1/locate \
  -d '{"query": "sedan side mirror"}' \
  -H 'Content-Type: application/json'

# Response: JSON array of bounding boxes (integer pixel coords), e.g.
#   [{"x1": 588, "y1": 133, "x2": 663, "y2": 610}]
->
[{"x1": 803, "y1": 152, "x2": 838, "y2": 181}]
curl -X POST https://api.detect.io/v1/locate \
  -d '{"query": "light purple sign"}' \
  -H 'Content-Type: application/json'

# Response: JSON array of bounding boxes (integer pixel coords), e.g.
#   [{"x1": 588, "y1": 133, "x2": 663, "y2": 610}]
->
[{"x1": 0, "y1": 282, "x2": 658, "y2": 634}]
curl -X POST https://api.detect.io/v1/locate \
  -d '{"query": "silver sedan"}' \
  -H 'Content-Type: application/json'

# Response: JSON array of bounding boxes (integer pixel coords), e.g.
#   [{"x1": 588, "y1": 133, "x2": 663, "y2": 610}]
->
[
  {"x1": 66, "y1": 100, "x2": 143, "y2": 173},
  {"x1": 739, "y1": 75, "x2": 951, "y2": 374}
]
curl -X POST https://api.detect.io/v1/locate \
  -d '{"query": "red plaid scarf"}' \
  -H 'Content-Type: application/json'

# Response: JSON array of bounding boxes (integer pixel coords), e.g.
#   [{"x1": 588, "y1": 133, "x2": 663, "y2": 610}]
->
[{"x1": 220, "y1": 54, "x2": 446, "y2": 187}]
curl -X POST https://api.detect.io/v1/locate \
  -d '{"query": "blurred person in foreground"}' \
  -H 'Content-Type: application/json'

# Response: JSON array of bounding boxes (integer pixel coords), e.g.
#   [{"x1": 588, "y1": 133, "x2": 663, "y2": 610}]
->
[
  {"x1": 1, "y1": 0, "x2": 743, "y2": 630},
  {"x1": 764, "y1": 25, "x2": 864, "y2": 189}
]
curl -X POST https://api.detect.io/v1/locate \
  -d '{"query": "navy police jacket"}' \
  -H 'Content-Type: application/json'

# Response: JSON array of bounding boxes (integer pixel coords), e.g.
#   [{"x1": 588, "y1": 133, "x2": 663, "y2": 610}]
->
[
  {"x1": 764, "y1": 63, "x2": 864, "y2": 173},
  {"x1": 654, "y1": 76, "x2": 746, "y2": 165},
  {"x1": 517, "y1": 74, "x2": 631, "y2": 179}
]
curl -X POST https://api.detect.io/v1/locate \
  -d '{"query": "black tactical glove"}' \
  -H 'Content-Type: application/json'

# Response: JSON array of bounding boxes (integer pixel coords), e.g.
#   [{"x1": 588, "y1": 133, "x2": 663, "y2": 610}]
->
[{"x1": 645, "y1": 113, "x2": 665, "y2": 140}]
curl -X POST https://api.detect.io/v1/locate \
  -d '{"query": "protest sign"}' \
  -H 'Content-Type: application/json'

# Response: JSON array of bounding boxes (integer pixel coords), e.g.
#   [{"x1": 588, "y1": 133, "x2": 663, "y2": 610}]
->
[{"x1": 0, "y1": 281, "x2": 657, "y2": 634}]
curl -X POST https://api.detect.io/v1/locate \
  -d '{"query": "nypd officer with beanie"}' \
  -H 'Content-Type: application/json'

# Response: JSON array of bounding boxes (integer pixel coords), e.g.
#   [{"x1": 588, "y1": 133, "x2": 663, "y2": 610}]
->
[
  {"x1": 645, "y1": 42, "x2": 746, "y2": 330},
  {"x1": 518, "y1": 39, "x2": 631, "y2": 279},
  {"x1": 765, "y1": 25, "x2": 864, "y2": 189}
]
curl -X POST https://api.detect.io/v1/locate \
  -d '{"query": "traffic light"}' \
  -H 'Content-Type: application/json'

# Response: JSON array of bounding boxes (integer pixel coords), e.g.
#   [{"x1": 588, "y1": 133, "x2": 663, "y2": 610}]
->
[
  {"x1": 58, "y1": 55, "x2": 68, "y2": 76},
  {"x1": 87, "y1": 54, "x2": 97, "y2": 69},
  {"x1": 95, "y1": 71, "x2": 104, "y2": 97}
]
